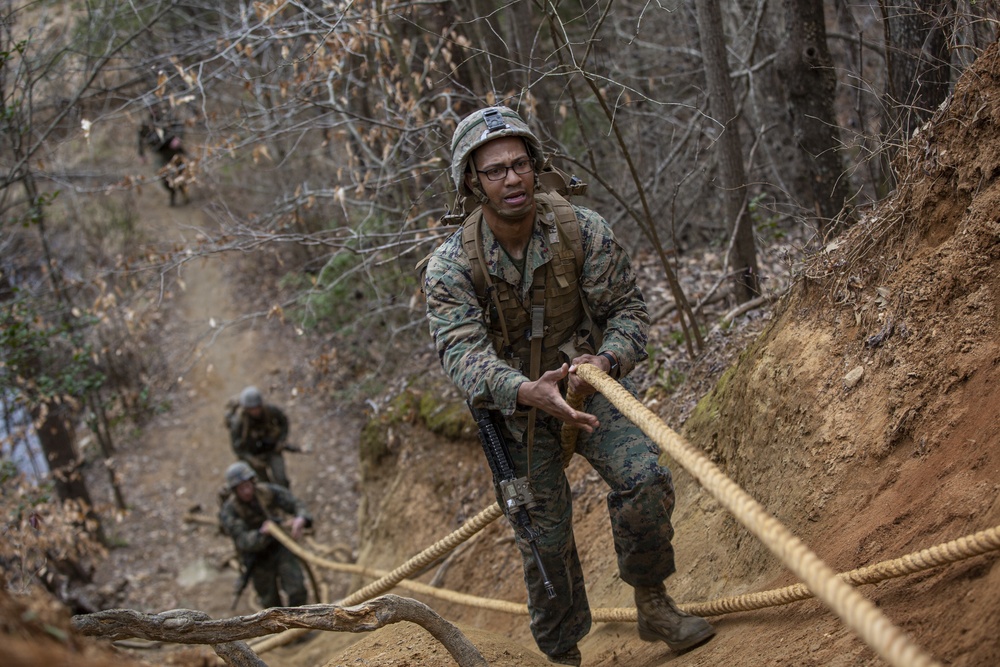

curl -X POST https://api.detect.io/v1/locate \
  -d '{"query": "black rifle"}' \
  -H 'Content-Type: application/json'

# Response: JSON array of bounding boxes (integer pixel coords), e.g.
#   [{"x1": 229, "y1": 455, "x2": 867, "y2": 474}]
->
[
  {"x1": 252, "y1": 440, "x2": 308, "y2": 454},
  {"x1": 231, "y1": 553, "x2": 257, "y2": 610},
  {"x1": 468, "y1": 401, "x2": 556, "y2": 599}
]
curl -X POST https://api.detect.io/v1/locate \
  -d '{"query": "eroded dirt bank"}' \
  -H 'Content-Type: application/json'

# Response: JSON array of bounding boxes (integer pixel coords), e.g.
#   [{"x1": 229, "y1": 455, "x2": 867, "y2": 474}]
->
[{"x1": 328, "y1": 42, "x2": 1000, "y2": 667}]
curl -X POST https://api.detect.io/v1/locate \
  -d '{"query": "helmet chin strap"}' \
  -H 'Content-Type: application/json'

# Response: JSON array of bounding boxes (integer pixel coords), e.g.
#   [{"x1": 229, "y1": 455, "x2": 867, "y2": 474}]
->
[
  {"x1": 472, "y1": 184, "x2": 488, "y2": 204},
  {"x1": 467, "y1": 156, "x2": 489, "y2": 204}
]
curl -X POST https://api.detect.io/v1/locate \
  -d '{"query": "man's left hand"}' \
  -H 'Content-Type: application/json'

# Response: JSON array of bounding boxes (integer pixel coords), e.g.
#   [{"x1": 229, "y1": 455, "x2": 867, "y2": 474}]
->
[
  {"x1": 568, "y1": 353, "x2": 613, "y2": 397},
  {"x1": 289, "y1": 516, "x2": 306, "y2": 540}
]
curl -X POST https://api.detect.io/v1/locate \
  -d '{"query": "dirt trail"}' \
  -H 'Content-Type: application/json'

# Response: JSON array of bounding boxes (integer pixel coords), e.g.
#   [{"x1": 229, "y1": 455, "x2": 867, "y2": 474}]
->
[
  {"x1": 91, "y1": 206, "x2": 268, "y2": 618},
  {"x1": 89, "y1": 186, "x2": 361, "y2": 648}
]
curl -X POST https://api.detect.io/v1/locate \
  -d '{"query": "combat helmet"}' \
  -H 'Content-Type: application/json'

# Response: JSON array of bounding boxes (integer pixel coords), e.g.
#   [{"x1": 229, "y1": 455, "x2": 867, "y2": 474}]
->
[
  {"x1": 450, "y1": 106, "x2": 547, "y2": 201},
  {"x1": 225, "y1": 461, "x2": 257, "y2": 489},
  {"x1": 239, "y1": 385, "x2": 263, "y2": 409}
]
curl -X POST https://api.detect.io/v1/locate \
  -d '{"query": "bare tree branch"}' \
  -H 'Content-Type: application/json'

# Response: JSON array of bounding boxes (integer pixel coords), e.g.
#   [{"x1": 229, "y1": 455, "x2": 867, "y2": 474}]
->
[{"x1": 72, "y1": 595, "x2": 488, "y2": 667}]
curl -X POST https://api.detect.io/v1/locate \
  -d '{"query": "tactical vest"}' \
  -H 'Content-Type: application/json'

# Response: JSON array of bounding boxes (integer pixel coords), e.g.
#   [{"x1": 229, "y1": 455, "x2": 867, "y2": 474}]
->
[
  {"x1": 234, "y1": 407, "x2": 283, "y2": 450},
  {"x1": 231, "y1": 485, "x2": 278, "y2": 528},
  {"x1": 461, "y1": 191, "x2": 599, "y2": 381}
]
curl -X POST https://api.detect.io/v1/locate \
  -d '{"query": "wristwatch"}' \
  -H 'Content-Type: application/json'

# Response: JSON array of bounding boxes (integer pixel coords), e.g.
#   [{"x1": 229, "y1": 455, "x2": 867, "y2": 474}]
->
[{"x1": 598, "y1": 351, "x2": 620, "y2": 379}]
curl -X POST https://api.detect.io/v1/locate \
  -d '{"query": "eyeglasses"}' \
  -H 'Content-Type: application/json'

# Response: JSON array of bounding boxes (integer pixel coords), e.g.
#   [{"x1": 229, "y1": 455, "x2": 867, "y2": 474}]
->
[{"x1": 476, "y1": 158, "x2": 533, "y2": 182}]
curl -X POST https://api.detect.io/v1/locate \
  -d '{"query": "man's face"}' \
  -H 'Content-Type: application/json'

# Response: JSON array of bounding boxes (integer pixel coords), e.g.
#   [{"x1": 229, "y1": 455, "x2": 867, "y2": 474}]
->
[
  {"x1": 245, "y1": 405, "x2": 263, "y2": 419},
  {"x1": 235, "y1": 480, "x2": 255, "y2": 502},
  {"x1": 465, "y1": 137, "x2": 535, "y2": 225}
]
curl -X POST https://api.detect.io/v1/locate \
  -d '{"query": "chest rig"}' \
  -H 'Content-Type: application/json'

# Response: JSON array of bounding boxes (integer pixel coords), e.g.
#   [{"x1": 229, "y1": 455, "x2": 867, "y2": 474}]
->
[
  {"x1": 462, "y1": 190, "x2": 595, "y2": 382},
  {"x1": 233, "y1": 485, "x2": 277, "y2": 528}
]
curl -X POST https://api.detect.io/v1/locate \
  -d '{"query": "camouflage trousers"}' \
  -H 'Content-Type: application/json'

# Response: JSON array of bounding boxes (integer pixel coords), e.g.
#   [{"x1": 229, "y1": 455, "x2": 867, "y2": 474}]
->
[
  {"x1": 250, "y1": 544, "x2": 307, "y2": 608},
  {"x1": 498, "y1": 379, "x2": 676, "y2": 658}
]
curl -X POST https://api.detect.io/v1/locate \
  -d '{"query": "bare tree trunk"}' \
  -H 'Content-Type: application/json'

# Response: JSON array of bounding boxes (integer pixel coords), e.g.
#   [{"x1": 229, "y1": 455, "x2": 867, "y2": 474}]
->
[
  {"x1": 778, "y1": 0, "x2": 854, "y2": 238},
  {"x1": 695, "y1": 0, "x2": 760, "y2": 303},
  {"x1": 34, "y1": 403, "x2": 87, "y2": 503},
  {"x1": 506, "y1": 7, "x2": 557, "y2": 130},
  {"x1": 879, "y1": 1, "x2": 953, "y2": 162}
]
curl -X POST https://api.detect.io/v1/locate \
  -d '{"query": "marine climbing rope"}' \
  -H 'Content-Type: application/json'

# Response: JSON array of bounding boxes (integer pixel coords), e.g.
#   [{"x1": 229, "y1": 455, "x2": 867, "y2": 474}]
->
[{"x1": 255, "y1": 364, "x2": 999, "y2": 665}]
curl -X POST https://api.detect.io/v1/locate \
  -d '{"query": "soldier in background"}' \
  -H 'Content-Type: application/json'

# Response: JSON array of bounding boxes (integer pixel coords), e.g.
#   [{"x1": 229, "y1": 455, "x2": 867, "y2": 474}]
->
[
  {"x1": 137, "y1": 105, "x2": 189, "y2": 206},
  {"x1": 226, "y1": 386, "x2": 292, "y2": 489},
  {"x1": 218, "y1": 461, "x2": 311, "y2": 608}
]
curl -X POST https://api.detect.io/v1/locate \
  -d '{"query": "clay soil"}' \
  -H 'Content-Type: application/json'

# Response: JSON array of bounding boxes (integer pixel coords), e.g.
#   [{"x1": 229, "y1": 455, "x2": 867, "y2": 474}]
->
[{"x1": 5, "y1": 37, "x2": 1000, "y2": 667}]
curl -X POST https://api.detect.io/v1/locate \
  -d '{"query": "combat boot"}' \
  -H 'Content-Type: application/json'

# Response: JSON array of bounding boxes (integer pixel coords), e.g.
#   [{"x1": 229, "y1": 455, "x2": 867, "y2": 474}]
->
[
  {"x1": 546, "y1": 645, "x2": 582, "y2": 666},
  {"x1": 634, "y1": 583, "x2": 715, "y2": 652}
]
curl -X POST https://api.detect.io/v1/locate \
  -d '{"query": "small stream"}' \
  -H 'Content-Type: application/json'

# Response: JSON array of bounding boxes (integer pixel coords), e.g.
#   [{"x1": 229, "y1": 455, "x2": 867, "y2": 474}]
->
[{"x1": 1, "y1": 393, "x2": 49, "y2": 482}]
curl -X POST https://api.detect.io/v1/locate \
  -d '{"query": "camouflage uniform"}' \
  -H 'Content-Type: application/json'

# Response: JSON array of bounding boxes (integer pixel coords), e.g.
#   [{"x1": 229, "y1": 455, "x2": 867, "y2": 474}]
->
[
  {"x1": 229, "y1": 404, "x2": 291, "y2": 489},
  {"x1": 219, "y1": 482, "x2": 312, "y2": 608},
  {"x1": 424, "y1": 205, "x2": 676, "y2": 658}
]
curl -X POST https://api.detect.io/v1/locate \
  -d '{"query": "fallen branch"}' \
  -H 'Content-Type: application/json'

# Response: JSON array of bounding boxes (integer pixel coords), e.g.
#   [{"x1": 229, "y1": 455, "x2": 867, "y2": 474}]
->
[
  {"x1": 183, "y1": 512, "x2": 220, "y2": 527},
  {"x1": 716, "y1": 288, "x2": 788, "y2": 329},
  {"x1": 72, "y1": 595, "x2": 487, "y2": 667}
]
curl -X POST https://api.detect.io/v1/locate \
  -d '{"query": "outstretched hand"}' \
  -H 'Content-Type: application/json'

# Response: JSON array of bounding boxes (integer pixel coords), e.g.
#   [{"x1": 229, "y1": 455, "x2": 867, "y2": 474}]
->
[{"x1": 516, "y1": 363, "x2": 600, "y2": 432}]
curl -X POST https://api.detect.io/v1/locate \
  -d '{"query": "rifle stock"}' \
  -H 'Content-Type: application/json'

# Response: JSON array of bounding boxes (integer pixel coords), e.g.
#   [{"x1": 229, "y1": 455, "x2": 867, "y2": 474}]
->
[{"x1": 468, "y1": 401, "x2": 556, "y2": 599}]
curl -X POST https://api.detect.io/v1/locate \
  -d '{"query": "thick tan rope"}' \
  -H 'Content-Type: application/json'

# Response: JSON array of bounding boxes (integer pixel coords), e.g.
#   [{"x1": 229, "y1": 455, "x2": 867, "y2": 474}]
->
[
  {"x1": 686, "y1": 522, "x2": 1000, "y2": 617},
  {"x1": 575, "y1": 363, "x2": 941, "y2": 667},
  {"x1": 339, "y1": 503, "x2": 503, "y2": 606},
  {"x1": 270, "y1": 520, "x2": 1000, "y2": 624},
  {"x1": 268, "y1": 522, "x2": 527, "y2": 615},
  {"x1": 592, "y1": 522, "x2": 1000, "y2": 621}
]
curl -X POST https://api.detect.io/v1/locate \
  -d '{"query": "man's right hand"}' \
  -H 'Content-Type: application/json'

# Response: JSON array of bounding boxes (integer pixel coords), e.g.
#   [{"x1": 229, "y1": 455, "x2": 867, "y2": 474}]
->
[
  {"x1": 516, "y1": 363, "x2": 600, "y2": 432},
  {"x1": 289, "y1": 516, "x2": 306, "y2": 540}
]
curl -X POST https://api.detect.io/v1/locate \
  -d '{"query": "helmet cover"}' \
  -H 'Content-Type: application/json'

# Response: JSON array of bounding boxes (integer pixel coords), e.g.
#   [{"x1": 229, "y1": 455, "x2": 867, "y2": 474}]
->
[
  {"x1": 239, "y1": 386, "x2": 263, "y2": 408},
  {"x1": 450, "y1": 106, "x2": 547, "y2": 198},
  {"x1": 225, "y1": 461, "x2": 257, "y2": 489}
]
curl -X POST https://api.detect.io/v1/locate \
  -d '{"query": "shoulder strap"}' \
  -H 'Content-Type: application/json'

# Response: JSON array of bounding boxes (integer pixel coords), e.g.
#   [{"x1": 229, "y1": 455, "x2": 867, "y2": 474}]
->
[
  {"x1": 460, "y1": 208, "x2": 488, "y2": 304},
  {"x1": 462, "y1": 209, "x2": 514, "y2": 353},
  {"x1": 535, "y1": 191, "x2": 584, "y2": 275}
]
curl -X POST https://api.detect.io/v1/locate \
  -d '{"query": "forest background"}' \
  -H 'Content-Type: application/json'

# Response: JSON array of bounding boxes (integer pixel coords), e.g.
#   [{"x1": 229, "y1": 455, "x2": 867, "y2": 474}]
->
[{"x1": 1, "y1": 0, "x2": 997, "y2": 665}]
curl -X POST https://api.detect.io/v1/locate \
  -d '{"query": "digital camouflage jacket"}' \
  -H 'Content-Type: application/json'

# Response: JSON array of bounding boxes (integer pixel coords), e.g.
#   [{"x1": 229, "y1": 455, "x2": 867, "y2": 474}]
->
[
  {"x1": 218, "y1": 483, "x2": 312, "y2": 555},
  {"x1": 228, "y1": 404, "x2": 289, "y2": 458}
]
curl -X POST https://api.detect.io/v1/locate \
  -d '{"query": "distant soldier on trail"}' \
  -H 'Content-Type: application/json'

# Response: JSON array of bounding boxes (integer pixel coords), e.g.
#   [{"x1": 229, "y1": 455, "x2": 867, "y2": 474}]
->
[
  {"x1": 137, "y1": 106, "x2": 190, "y2": 206},
  {"x1": 226, "y1": 386, "x2": 292, "y2": 490},
  {"x1": 219, "y1": 462, "x2": 311, "y2": 609}
]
